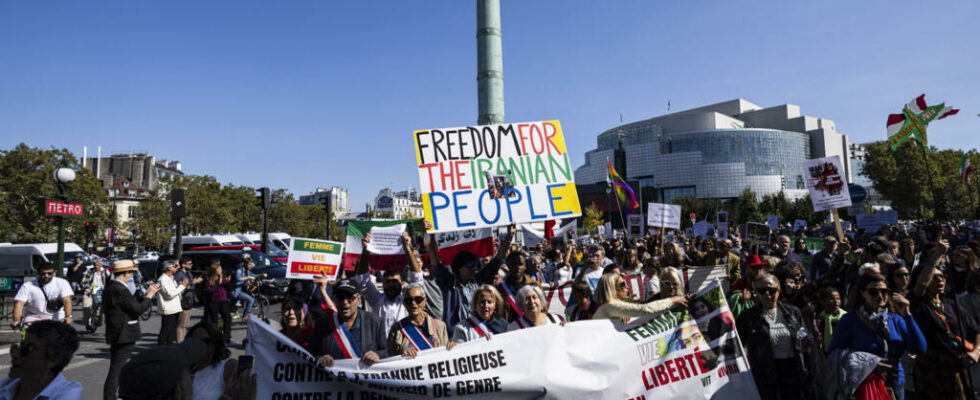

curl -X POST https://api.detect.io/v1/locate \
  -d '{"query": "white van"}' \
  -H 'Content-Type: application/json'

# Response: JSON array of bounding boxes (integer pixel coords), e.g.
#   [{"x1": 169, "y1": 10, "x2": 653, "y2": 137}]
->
[
  {"x1": 269, "y1": 232, "x2": 292, "y2": 251},
  {"x1": 234, "y1": 233, "x2": 261, "y2": 245},
  {"x1": 169, "y1": 235, "x2": 245, "y2": 253},
  {"x1": 0, "y1": 243, "x2": 87, "y2": 276}
]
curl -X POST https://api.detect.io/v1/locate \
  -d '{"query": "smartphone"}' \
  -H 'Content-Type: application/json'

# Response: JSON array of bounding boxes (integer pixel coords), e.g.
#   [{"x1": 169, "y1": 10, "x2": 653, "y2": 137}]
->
[{"x1": 238, "y1": 355, "x2": 254, "y2": 371}]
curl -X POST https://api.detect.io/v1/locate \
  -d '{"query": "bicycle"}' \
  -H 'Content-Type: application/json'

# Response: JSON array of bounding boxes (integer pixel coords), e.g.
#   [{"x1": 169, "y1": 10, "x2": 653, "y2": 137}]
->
[
  {"x1": 85, "y1": 287, "x2": 104, "y2": 333},
  {"x1": 232, "y1": 280, "x2": 270, "y2": 324}
]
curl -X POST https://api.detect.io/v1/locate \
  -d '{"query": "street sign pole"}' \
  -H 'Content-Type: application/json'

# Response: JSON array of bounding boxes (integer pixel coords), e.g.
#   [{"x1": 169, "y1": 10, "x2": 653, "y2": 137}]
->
[{"x1": 55, "y1": 215, "x2": 66, "y2": 277}]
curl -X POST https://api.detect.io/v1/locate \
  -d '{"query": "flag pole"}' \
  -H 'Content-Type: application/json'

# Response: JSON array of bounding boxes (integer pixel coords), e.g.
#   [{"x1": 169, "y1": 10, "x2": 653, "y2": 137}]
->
[
  {"x1": 613, "y1": 185, "x2": 628, "y2": 238},
  {"x1": 919, "y1": 143, "x2": 942, "y2": 220}
]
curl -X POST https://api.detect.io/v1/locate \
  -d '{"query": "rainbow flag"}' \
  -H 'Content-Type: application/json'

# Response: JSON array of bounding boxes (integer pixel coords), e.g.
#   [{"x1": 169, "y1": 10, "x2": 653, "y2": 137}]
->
[{"x1": 606, "y1": 160, "x2": 639, "y2": 210}]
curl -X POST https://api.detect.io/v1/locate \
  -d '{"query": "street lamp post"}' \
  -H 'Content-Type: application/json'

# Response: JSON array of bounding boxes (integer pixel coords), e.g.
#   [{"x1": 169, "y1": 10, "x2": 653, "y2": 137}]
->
[{"x1": 53, "y1": 166, "x2": 76, "y2": 277}]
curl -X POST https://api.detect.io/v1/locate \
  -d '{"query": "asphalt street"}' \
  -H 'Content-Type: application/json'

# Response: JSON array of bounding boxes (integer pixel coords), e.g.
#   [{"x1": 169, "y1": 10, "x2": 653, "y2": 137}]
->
[{"x1": 0, "y1": 305, "x2": 279, "y2": 400}]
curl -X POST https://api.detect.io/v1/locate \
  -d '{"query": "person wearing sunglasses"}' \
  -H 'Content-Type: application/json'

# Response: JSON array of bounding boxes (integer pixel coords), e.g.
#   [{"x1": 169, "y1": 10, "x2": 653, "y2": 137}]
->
[
  {"x1": 909, "y1": 239, "x2": 980, "y2": 400},
  {"x1": 388, "y1": 284, "x2": 451, "y2": 358},
  {"x1": 103, "y1": 259, "x2": 161, "y2": 400},
  {"x1": 0, "y1": 320, "x2": 81, "y2": 400},
  {"x1": 592, "y1": 273, "x2": 689, "y2": 320},
  {"x1": 736, "y1": 273, "x2": 821, "y2": 400},
  {"x1": 829, "y1": 273, "x2": 925, "y2": 400},
  {"x1": 310, "y1": 278, "x2": 387, "y2": 368},
  {"x1": 11, "y1": 263, "x2": 74, "y2": 329}
]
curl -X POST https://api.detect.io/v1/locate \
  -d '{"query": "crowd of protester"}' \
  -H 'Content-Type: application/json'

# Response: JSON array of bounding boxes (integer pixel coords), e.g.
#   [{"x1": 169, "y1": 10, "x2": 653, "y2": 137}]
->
[{"x1": 5, "y1": 218, "x2": 980, "y2": 400}]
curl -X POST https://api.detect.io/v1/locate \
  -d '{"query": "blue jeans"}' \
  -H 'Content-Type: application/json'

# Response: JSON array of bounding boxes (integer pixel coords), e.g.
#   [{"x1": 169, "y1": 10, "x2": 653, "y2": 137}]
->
[{"x1": 231, "y1": 289, "x2": 254, "y2": 316}]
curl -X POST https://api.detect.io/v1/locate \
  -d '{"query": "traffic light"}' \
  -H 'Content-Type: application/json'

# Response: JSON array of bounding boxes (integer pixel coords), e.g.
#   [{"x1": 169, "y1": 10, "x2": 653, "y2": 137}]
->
[{"x1": 258, "y1": 187, "x2": 271, "y2": 210}]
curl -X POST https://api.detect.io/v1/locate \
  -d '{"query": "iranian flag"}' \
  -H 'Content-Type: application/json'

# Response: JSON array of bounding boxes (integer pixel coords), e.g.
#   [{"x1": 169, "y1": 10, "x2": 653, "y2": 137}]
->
[
  {"x1": 343, "y1": 219, "x2": 494, "y2": 270},
  {"x1": 961, "y1": 153, "x2": 974, "y2": 185}
]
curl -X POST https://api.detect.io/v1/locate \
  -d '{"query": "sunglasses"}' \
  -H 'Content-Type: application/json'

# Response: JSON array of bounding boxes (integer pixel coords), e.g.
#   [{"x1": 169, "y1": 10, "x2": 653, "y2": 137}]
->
[
  {"x1": 404, "y1": 296, "x2": 426, "y2": 305},
  {"x1": 756, "y1": 287, "x2": 778, "y2": 295},
  {"x1": 662, "y1": 281, "x2": 679, "y2": 288},
  {"x1": 865, "y1": 288, "x2": 890, "y2": 297}
]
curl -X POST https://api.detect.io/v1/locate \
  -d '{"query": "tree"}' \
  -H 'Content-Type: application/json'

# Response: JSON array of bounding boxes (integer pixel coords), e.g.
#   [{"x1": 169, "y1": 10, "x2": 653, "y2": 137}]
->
[
  {"x1": 670, "y1": 195, "x2": 722, "y2": 229},
  {"x1": 582, "y1": 202, "x2": 604, "y2": 230},
  {"x1": 126, "y1": 189, "x2": 171, "y2": 252},
  {"x1": 729, "y1": 188, "x2": 762, "y2": 225},
  {"x1": 0, "y1": 144, "x2": 113, "y2": 245}
]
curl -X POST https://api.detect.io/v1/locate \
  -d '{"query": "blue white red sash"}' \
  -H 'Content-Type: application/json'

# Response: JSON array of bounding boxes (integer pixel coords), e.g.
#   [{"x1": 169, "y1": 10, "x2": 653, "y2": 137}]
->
[
  {"x1": 499, "y1": 282, "x2": 523, "y2": 318},
  {"x1": 400, "y1": 319, "x2": 434, "y2": 351},
  {"x1": 331, "y1": 313, "x2": 362, "y2": 359},
  {"x1": 515, "y1": 313, "x2": 564, "y2": 330},
  {"x1": 465, "y1": 316, "x2": 490, "y2": 336}
]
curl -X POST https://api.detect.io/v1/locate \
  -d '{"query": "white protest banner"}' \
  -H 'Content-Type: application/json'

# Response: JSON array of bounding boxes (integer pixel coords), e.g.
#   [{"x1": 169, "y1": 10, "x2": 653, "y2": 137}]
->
[
  {"x1": 554, "y1": 221, "x2": 576, "y2": 240},
  {"x1": 415, "y1": 120, "x2": 582, "y2": 234},
  {"x1": 604, "y1": 222, "x2": 614, "y2": 239},
  {"x1": 519, "y1": 224, "x2": 546, "y2": 247},
  {"x1": 248, "y1": 281, "x2": 759, "y2": 400},
  {"x1": 803, "y1": 155, "x2": 852, "y2": 212},
  {"x1": 648, "y1": 202, "x2": 682, "y2": 230},
  {"x1": 285, "y1": 237, "x2": 345, "y2": 281},
  {"x1": 766, "y1": 215, "x2": 778, "y2": 230},
  {"x1": 366, "y1": 224, "x2": 406, "y2": 254},
  {"x1": 628, "y1": 214, "x2": 644, "y2": 238},
  {"x1": 597, "y1": 224, "x2": 606, "y2": 238}
]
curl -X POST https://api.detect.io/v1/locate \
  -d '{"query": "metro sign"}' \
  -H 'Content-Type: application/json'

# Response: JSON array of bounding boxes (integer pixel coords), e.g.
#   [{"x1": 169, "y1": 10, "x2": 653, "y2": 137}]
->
[{"x1": 45, "y1": 200, "x2": 83, "y2": 217}]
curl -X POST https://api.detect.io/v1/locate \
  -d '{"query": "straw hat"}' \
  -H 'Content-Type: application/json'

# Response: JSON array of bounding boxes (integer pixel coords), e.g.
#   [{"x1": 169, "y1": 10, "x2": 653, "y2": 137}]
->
[{"x1": 112, "y1": 260, "x2": 138, "y2": 274}]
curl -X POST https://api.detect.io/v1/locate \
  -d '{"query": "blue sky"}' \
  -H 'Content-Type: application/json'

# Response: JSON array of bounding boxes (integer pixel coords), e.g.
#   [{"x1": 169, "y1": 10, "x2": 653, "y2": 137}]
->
[{"x1": 2, "y1": 1, "x2": 978, "y2": 209}]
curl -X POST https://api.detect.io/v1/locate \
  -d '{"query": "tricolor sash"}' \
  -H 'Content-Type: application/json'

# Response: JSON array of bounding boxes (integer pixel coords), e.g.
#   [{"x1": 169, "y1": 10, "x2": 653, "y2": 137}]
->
[
  {"x1": 331, "y1": 313, "x2": 362, "y2": 359},
  {"x1": 465, "y1": 316, "x2": 490, "y2": 336},
  {"x1": 400, "y1": 319, "x2": 434, "y2": 351},
  {"x1": 499, "y1": 282, "x2": 524, "y2": 318},
  {"x1": 516, "y1": 313, "x2": 564, "y2": 330}
]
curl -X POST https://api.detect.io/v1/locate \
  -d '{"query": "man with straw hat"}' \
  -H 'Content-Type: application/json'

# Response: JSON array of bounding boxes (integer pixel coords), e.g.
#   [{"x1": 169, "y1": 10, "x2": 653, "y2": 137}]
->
[{"x1": 102, "y1": 259, "x2": 160, "y2": 400}]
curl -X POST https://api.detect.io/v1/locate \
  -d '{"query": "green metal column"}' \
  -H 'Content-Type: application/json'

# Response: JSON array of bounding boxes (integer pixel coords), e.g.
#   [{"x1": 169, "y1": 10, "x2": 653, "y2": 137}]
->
[
  {"x1": 477, "y1": 0, "x2": 505, "y2": 125},
  {"x1": 56, "y1": 216, "x2": 66, "y2": 277}
]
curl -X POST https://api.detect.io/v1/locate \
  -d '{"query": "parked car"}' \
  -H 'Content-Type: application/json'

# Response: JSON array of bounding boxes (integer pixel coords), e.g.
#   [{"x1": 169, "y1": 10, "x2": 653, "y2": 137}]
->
[
  {"x1": 180, "y1": 248, "x2": 288, "y2": 302},
  {"x1": 135, "y1": 251, "x2": 160, "y2": 261}
]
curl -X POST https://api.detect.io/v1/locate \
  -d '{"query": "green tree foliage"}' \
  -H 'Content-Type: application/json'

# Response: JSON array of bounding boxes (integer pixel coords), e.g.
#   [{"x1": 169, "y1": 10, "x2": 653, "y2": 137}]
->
[
  {"x1": 0, "y1": 144, "x2": 113, "y2": 245},
  {"x1": 861, "y1": 141, "x2": 976, "y2": 220},
  {"x1": 730, "y1": 188, "x2": 762, "y2": 225},
  {"x1": 124, "y1": 189, "x2": 171, "y2": 252},
  {"x1": 582, "y1": 202, "x2": 604, "y2": 230},
  {"x1": 670, "y1": 195, "x2": 722, "y2": 228}
]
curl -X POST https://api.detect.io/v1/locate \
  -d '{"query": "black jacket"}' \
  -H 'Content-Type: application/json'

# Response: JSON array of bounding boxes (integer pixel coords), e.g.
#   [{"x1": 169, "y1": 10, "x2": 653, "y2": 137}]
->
[
  {"x1": 103, "y1": 279, "x2": 153, "y2": 345},
  {"x1": 310, "y1": 311, "x2": 387, "y2": 360},
  {"x1": 736, "y1": 302, "x2": 825, "y2": 400}
]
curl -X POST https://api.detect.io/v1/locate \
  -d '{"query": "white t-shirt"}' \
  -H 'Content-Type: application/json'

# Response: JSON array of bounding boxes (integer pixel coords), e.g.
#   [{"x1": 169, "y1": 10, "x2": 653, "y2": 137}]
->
[
  {"x1": 14, "y1": 277, "x2": 74, "y2": 321},
  {"x1": 574, "y1": 267, "x2": 604, "y2": 292}
]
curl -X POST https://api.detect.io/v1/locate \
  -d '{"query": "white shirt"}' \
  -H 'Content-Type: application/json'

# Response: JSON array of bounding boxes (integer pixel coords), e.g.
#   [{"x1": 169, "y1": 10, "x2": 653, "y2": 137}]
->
[
  {"x1": 13, "y1": 278, "x2": 73, "y2": 321},
  {"x1": 156, "y1": 273, "x2": 186, "y2": 316},
  {"x1": 545, "y1": 261, "x2": 573, "y2": 284},
  {"x1": 574, "y1": 267, "x2": 604, "y2": 292},
  {"x1": 355, "y1": 270, "x2": 424, "y2": 337}
]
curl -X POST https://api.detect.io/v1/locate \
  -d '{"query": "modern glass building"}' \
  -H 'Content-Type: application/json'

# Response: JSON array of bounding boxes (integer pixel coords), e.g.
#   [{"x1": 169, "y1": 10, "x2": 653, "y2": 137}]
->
[{"x1": 575, "y1": 99, "x2": 855, "y2": 202}]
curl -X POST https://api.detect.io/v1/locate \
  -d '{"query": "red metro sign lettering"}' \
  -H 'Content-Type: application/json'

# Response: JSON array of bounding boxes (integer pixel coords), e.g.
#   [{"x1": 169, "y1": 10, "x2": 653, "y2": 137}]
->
[{"x1": 45, "y1": 201, "x2": 84, "y2": 217}]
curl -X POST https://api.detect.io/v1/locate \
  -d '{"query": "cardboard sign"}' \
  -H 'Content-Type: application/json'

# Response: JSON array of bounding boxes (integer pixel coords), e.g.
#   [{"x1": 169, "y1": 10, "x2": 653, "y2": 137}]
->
[
  {"x1": 647, "y1": 202, "x2": 681, "y2": 230},
  {"x1": 803, "y1": 155, "x2": 852, "y2": 212},
  {"x1": 415, "y1": 120, "x2": 582, "y2": 233},
  {"x1": 285, "y1": 237, "x2": 344, "y2": 281}
]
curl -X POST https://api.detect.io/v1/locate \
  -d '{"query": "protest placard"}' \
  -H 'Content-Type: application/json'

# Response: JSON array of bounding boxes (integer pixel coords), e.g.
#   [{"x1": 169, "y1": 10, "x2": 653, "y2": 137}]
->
[
  {"x1": 793, "y1": 219, "x2": 806, "y2": 233},
  {"x1": 648, "y1": 202, "x2": 681, "y2": 230},
  {"x1": 745, "y1": 222, "x2": 771, "y2": 245},
  {"x1": 285, "y1": 237, "x2": 344, "y2": 280},
  {"x1": 415, "y1": 120, "x2": 582, "y2": 233},
  {"x1": 249, "y1": 280, "x2": 758, "y2": 400},
  {"x1": 803, "y1": 155, "x2": 852, "y2": 212},
  {"x1": 693, "y1": 221, "x2": 709, "y2": 238},
  {"x1": 766, "y1": 215, "x2": 778, "y2": 229},
  {"x1": 627, "y1": 214, "x2": 644, "y2": 238},
  {"x1": 365, "y1": 223, "x2": 406, "y2": 254}
]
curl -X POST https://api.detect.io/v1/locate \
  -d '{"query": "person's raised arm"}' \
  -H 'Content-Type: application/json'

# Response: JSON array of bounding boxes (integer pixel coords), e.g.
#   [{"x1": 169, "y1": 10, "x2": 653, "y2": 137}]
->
[
  {"x1": 914, "y1": 239, "x2": 948, "y2": 298},
  {"x1": 494, "y1": 223, "x2": 517, "y2": 262},
  {"x1": 354, "y1": 233, "x2": 372, "y2": 276},
  {"x1": 404, "y1": 231, "x2": 421, "y2": 274},
  {"x1": 564, "y1": 243, "x2": 577, "y2": 269},
  {"x1": 424, "y1": 221, "x2": 442, "y2": 268}
]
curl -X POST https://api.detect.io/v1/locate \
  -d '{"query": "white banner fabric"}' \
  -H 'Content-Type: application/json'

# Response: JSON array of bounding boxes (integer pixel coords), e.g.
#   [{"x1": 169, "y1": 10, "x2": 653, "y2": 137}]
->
[{"x1": 247, "y1": 281, "x2": 759, "y2": 400}]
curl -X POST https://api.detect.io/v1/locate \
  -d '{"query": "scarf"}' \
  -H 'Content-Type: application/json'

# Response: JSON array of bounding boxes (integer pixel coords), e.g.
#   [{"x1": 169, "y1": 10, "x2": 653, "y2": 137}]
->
[{"x1": 860, "y1": 305, "x2": 890, "y2": 356}]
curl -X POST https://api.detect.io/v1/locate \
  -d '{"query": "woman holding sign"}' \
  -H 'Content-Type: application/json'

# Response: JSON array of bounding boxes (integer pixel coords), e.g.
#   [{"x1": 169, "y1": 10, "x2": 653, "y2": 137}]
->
[
  {"x1": 451, "y1": 285, "x2": 508, "y2": 343},
  {"x1": 592, "y1": 273, "x2": 688, "y2": 320},
  {"x1": 388, "y1": 284, "x2": 451, "y2": 358}
]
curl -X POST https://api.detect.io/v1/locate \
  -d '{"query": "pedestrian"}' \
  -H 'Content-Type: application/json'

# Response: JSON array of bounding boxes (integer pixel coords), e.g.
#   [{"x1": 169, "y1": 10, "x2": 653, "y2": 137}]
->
[
  {"x1": 353, "y1": 232, "x2": 425, "y2": 337},
  {"x1": 156, "y1": 259, "x2": 188, "y2": 346},
  {"x1": 68, "y1": 256, "x2": 85, "y2": 296},
  {"x1": 451, "y1": 284, "x2": 508, "y2": 343},
  {"x1": 591, "y1": 272, "x2": 688, "y2": 319},
  {"x1": 506, "y1": 285, "x2": 566, "y2": 331},
  {"x1": 204, "y1": 263, "x2": 233, "y2": 344},
  {"x1": 0, "y1": 320, "x2": 82, "y2": 399},
  {"x1": 102, "y1": 260, "x2": 160, "y2": 400},
  {"x1": 231, "y1": 255, "x2": 266, "y2": 322},
  {"x1": 11, "y1": 263, "x2": 73, "y2": 328},
  {"x1": 173, "y1": 256, "x2": 202, "y2": 343},
  {"x1": 388, "y1": 284, "x2": 452, "y2": 358}
]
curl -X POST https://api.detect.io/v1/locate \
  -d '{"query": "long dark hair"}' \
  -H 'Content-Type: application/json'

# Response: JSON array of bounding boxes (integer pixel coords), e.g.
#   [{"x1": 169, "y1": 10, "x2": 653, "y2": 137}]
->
[{"x1": 187, "y1": 321, "x2": 230, "y2": 367}]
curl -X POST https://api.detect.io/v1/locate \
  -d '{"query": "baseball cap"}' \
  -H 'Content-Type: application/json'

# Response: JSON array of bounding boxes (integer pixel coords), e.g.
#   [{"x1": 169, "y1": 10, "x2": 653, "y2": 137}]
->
[
  {"x1": 118, "y1": 338, "x2": 206, "y2": 398},
  {"x1": 333, "y1": 278, "x2": 361, "y2": 296}
]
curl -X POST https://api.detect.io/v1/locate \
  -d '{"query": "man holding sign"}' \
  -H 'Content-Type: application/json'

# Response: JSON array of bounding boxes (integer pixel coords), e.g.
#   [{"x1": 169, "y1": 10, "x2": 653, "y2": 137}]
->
[{"x1": 353, "y1": 231, "x2": 427, "y2": 337}]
